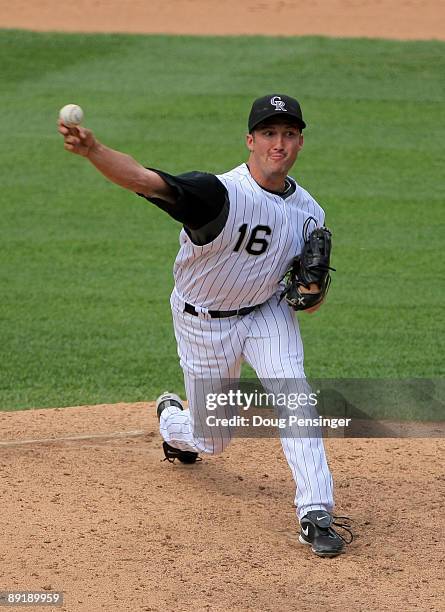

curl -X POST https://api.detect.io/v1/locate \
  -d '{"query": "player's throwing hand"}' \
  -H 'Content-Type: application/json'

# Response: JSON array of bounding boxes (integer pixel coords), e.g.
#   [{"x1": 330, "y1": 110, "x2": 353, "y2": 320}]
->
[{"x1": 58, "y1": 119, "x2": 97, "y2": 157}]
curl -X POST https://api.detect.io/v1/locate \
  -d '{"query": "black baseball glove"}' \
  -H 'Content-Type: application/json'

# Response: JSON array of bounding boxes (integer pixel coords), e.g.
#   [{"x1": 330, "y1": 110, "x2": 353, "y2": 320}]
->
[{"x1": 280, "y1": 220, "x2": 335, "y2": 311}]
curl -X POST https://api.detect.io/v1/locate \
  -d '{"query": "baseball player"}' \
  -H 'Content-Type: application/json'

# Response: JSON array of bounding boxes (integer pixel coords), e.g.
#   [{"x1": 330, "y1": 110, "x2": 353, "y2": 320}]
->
[{"x1": 58, "y1": 94, "x2": 353, "y2": 557}]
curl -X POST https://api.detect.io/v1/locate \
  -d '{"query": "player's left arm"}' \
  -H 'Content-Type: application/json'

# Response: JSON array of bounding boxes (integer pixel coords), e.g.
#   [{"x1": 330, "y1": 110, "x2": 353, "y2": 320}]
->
[{"x1": 281, "y1": 209, "x2": 333, "y2": 313}]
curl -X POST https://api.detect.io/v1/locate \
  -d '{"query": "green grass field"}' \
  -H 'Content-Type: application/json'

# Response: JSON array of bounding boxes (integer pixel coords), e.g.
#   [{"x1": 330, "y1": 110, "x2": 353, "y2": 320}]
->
[{"x1": 0, "y1": 30, "x2": 444, "y2": 411}]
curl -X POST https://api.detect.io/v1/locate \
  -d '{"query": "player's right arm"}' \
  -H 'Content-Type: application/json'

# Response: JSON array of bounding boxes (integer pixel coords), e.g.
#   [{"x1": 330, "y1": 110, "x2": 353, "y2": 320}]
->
[{"x1": 58, "y1": 121, "x2": 175, "y2": 203}]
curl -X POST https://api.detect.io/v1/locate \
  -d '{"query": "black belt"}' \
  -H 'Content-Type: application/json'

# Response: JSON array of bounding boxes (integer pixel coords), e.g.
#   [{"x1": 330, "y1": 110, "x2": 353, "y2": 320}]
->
[{"x1": 184, "y1": 302, "x2": 257, "y2": 318}]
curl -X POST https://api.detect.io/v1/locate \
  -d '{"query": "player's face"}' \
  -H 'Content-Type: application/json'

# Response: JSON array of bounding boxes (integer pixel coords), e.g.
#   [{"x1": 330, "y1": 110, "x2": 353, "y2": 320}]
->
[{"x1": 246, "y1": 122, "x2": 304, "y2": 182}]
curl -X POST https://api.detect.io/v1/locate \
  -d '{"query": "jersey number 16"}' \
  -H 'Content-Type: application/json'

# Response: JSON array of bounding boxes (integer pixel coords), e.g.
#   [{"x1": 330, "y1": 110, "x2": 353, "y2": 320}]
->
[{"x1": 233, "y1": 224, "x2": 272, "y2": 256}]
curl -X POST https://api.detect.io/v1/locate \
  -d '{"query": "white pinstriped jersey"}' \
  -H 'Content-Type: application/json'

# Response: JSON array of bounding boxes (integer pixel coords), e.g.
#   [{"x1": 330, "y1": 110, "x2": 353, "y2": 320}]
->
[{"x1": 173, "y1": 163, "x2": 325, "y2": 310}]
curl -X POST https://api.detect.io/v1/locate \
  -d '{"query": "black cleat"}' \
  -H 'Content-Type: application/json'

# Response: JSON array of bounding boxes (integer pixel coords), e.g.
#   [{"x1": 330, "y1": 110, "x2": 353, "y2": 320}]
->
[
  {"x1": 162, "y1": 441, "x2": 201, "y2": 464},
  {"x1": 156, "y1": 392, "x2": 201, "y2": 464},
  {"x1": 299, "y1": 511, "x2": 353, "y2": 558}
]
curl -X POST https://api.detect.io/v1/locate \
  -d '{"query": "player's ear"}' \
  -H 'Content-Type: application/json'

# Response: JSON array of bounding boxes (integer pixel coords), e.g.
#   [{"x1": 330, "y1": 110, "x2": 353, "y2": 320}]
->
[
  {"x1": 246, "y1": 133, "x2": 254, "y2": 152},
  {"x1": 297, "y1": 132, "x2": 304, "y2": 151}
]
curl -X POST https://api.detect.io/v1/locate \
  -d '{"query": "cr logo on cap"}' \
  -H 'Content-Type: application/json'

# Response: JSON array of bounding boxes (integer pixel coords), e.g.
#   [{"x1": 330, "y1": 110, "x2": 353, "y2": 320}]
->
[{"x1": 270, "y1": 96, "x2": 287, "y2": 111}]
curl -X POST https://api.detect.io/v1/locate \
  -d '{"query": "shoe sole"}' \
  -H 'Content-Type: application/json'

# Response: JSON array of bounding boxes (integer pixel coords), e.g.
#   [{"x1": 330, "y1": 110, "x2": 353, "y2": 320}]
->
[
  {"x1": 298, "y1": 535, "x2": 344, "y2": 558},
  {"x1": 162, "y1": 441, "x2": 199, "y2": 464}
]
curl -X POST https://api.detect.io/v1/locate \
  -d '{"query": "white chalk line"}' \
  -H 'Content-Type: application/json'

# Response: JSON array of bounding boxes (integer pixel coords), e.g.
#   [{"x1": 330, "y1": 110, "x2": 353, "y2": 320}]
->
[{"x1": 0, "y1": 430, "x2": 146, "y2": 448}]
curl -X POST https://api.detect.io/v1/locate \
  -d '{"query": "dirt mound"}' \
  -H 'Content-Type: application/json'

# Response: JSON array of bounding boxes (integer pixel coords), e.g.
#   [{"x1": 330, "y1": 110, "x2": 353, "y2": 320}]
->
[{"x1": 1, "y1": 403, "x2": 444, "y2": 611}]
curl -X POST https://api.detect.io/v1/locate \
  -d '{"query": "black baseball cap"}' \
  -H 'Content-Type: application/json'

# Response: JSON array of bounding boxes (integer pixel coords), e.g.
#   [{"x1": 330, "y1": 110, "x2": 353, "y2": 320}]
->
[{"x1": 248, "y1": 94, "x2": 306, "y2": 132}]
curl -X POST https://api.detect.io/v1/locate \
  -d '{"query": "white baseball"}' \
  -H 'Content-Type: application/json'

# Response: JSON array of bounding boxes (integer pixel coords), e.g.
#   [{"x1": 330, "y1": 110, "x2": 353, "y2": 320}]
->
[{"x1": 59, "y1": 104, "x2": 84, "y2": 127}]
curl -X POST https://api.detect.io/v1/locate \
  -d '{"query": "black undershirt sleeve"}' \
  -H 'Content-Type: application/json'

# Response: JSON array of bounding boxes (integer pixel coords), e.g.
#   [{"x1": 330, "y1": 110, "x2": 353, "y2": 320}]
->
[{"x1": 136, "y1": 170, "x2": 229, "y2": 244}]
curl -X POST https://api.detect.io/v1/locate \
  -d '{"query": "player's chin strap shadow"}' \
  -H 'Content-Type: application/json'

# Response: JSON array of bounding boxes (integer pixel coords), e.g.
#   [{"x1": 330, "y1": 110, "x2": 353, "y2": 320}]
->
[{"x1": 332, "y1": 515, "x2": 354, "y2": 544}]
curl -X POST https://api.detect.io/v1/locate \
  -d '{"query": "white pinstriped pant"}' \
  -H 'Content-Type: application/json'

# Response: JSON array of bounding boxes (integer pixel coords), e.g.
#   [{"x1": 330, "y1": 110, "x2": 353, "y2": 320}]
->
[{"x1": 160, "y1": 289, "x2": 334, "y2": 520}]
